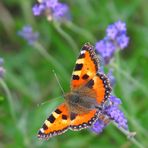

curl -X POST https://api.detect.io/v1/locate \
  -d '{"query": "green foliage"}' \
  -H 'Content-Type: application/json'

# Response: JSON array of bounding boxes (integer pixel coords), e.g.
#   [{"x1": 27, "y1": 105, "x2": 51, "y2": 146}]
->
[{"x1": 0, "y1": 0, "x2": 148, "y2": 147}]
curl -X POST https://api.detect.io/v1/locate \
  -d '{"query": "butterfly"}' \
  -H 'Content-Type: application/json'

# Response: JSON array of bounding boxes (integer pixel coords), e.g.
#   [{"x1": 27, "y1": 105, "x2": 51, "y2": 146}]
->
[{"x1": 38, "y1": 43, "x2": 112, "y2": 139}]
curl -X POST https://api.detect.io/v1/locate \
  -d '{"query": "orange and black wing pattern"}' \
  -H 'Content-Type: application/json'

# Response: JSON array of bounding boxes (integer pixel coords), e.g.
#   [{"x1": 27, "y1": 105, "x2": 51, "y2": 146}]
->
[
  {"x1": 38, "y1": 43, "x2": 112, "y2": 140},
  {"x1": 70, "y1": 109, "x2": 99, "y2": 131},
  {"x1": 71, "y1": 43, "x2": 99, "y2": 89},
  {"x1": 85, "y1": 73, "x2": 112, "y2": 104},
  {"x1": 38, "y1": 104, "x2": 99, "y2": 139},
  {"x1": 38, "y1": 103, "x2": 70, "y2": 139}
]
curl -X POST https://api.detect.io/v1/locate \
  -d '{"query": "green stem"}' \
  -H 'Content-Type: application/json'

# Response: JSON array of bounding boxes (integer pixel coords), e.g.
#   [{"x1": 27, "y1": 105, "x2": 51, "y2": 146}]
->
[
  {"x1": 65, "y1": 21, "x2": 96, "y2": 43},
  {"x1": 113, "y1": 121, "x2": 145, "y2": 148},
  {"x1": 33, "y1": 42, "x2": 70, "y2": 82},
  {"x1": 53, "y1": 21, "x2": 78, "y2": 54},
  {"x1": 0, "y1": 79, "x2": 16, "y2": 122}
]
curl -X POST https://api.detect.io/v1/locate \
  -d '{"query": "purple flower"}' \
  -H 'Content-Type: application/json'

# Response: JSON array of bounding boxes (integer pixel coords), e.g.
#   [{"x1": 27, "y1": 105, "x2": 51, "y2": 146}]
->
[
  {"x1": 32, "y1": 0, "x2": 70, "y2": 21},
  {"x1": 95, "y1": 38, "x2": 116, "y2": 64},
  {"x1": 116, "y1": 34, "x2": 129, "y2": 49},
  {"x1": 32, "y1": 4, "x2": 45, "y2": 16},
  {"x1": 115, "y1": 20, "x2": 126, "y2": 32},
  {"x1": 95, "y1": 20, "x2": 129, "y2": 64},
  {"x1": 91, "y1": 96, "x2": 128, "y2": 134},
  {"x1": 91, "y1": 119, "x2": 106, "y2": 134},
  {"x1": 0, "y1": 58, "x2": 5, "y2": 78},
  {"x1": 96, "y1": 39, "x2": 115, "y2": 57},
  {"x1": 53, "y1": 3, "x2": 69, "y2": 21},
  {"x1": 109, "y1": 96, "x2": 122, "y2": 106},
  {"x1": 105, "y1": 96, "x2": 128, "y2": 129},
  {"x1": 18, "y1": 25, "x2": 39, "y2": 45},
  {"x1": 45, "y1": 0, "x2": 58, "y2": 8},
  {"x1": 106, "y1": 24, "x2": 118, "y2": 40},
  {"x1": 106, "y1": 106, "x2": 128, "y2": 129}
]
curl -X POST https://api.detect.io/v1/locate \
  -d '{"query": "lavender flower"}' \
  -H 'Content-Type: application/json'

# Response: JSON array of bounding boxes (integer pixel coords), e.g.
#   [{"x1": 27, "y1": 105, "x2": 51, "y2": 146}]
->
[
  {"x1": 18, "y1": 25, "x2": 39, "y2": 45},
  {"x1": 116, "y1": 34, "x2": 129, "y2": 49},
  {"x1": 91, "y1": 96, "x2": 128, "y2": 134},
  {"x1": 32, "y1": 4, "x2": 45, "y2": 16},
  {"x1": 95, "y1": 20, "x2": 129, "y2": 64},
  {"x1": 106, "y1": 24, "x2": 118, "y2": 40},
  {"x1": 91, "y1": 119, "x2": 106, "y2": 134},
  {"x1": 115, "y1": 21, "x2": 126, "y2": 32},
  {"x1": 53, "y1": 3, "x2": 69, "y2": 20},
  {"x1": 0, "y1": 58, "x2": 5, "y2": 78},
  {"x1": 32, "y1": 0, "x2": 70, "y2": 21},
  {"x1": 105, "y1": 96, "x2": 128, "y2": 129},
  {"x1": 96, "y1": 38, "x2": 116, "y2": 64}
]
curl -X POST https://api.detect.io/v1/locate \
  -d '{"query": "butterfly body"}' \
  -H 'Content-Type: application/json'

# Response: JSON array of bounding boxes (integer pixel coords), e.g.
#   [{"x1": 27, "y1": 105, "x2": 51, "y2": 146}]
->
[
  {"x1": 38, "y1": 43, "x2": 112, "y2": 139},
  {"x1": 65, "y1": 87, "x2": 98, "y2": 114}
]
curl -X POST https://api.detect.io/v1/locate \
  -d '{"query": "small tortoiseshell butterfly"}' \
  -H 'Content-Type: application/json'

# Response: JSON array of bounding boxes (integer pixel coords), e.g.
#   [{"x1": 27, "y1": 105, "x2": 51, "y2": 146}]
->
[{"x1": 38, "y1": 43, "x2": 112, "y2": 139}]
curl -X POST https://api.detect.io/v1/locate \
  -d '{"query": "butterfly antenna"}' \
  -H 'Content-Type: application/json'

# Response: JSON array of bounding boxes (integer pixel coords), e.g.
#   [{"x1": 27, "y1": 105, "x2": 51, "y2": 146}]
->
[{"x1": 52, "y1": 69, "x2": 65, "y2": 96}]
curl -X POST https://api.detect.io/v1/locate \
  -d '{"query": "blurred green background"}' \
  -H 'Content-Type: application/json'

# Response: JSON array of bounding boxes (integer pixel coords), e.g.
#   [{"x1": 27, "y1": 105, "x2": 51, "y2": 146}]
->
[{"x1": 0, "y1": 0, "x2": 148, "y2": 148}]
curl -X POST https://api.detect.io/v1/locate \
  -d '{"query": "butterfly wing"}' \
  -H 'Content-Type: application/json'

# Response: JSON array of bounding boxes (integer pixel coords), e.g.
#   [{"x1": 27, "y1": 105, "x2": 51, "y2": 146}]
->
[
  {"x1": 85, "y1": 73, "x2": 112, "y2": 104},
  {"x1": 71, "y1": 43, "x2": 99, "y2": 89},
  {"x1": 70, "y1": 109, "x2": 99, "y2": 131},
  {"x1": 71, "y1": 42, "x2": 111, "y2": 105},
  {"x1": 38, "y1": 103, "x2": 70, "y2": 139}
]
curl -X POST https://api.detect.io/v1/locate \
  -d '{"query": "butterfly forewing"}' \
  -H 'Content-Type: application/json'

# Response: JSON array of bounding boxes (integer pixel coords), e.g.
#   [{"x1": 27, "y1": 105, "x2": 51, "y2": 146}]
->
[{"x1": 71, "y1": 43, "x2": 99, "y2": 89}]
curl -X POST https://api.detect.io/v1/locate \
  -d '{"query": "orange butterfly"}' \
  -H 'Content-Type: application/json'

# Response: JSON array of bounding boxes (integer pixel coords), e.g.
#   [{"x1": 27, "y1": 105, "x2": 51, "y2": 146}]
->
[{"x1": 38, "y1": 43, "x2": 112, "y2": 139}]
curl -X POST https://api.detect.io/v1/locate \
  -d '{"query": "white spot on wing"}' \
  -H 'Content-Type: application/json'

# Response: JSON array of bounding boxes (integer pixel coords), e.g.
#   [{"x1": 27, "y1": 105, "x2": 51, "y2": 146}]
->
[
  {"x1": 81, "y1": 50, "x2": 86, "y2": 54},
  {"x1": 40, "y1": 128, "x2": 44, "y2": 133}
]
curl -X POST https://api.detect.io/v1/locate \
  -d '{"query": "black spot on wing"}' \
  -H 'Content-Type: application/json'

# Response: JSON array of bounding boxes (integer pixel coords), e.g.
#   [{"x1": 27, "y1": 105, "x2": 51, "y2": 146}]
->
[
  {"x1": 74, "y1": 63, "x2": 83, "y2": 71},
  {"x1": 72, "y1": 75, "x2": 80, "y2": 80},
  {"x1": 43, "y1": 123, "x2": 48, "y2": 130},
  {"x1": 62, "y1": 115, "x2": 68, "y2": 120},
  {"x1": 82, "y1": 74, "x2": 89, "y2": 80},
  {"x1": 55, "y1": 109, "x2": 62, "y2": 114},
  {"x1": 86, "y1": 79, "x2": 94, "y2": 88},
  {"x1": 70, "y1": 113, "x2": 76, "y2": 120},
  {"x1": 47, "y1": 114, "x2": 55, "y2": 123}
]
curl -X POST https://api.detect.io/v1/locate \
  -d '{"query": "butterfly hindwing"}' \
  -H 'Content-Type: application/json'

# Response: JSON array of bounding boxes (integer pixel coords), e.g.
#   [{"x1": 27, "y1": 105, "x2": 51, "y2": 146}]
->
[
  {"x1": 71, "y1": 43, "x2": 99, "y2": 89},
  {"x1": 38, "y1": 103, "x2": 70, "y2": 139},
  {"x1": 86, "y1": 73, "x2": 111, "y2": 104},
  {"x1": 70, "y1": 109, "x2": 98, "y2": 131}
]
